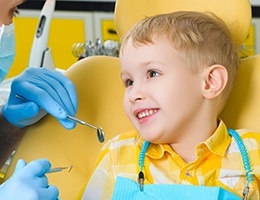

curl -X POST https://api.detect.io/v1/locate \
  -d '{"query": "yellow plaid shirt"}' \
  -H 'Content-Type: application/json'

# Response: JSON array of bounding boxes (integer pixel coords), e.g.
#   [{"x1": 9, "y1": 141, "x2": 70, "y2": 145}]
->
[{"x1": 81, "y1": 120, "x2": 260, "y2": 199}]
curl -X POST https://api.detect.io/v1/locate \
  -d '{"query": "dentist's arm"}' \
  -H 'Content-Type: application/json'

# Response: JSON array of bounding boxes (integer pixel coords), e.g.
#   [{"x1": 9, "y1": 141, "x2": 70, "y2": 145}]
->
[
  {"x1": 0, "y1": 0, "x2": 28, "y2": 167},
  {"x1": 0, "y1": 112, "x2": 26, "y2": 167}
]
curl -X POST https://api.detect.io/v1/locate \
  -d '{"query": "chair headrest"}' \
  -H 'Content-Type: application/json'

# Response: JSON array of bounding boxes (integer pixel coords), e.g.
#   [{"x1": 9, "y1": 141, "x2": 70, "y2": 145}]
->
[
  {"x1": 114, "y1": 0, "x2": 252, "y2": 45},
  {"x1": 220, "y1": 55, "x2": 260, "y2": 132}
]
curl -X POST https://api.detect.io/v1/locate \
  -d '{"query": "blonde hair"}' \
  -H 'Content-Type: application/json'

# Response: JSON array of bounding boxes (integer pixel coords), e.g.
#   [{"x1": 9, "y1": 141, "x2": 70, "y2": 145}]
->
[{"x1": 120, "y1": 11, "x2": 240, "y2": 105}]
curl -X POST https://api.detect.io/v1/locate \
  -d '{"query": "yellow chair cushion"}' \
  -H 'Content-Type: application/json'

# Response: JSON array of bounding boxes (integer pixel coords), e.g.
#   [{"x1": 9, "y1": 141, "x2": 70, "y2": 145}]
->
[{"x1": 114, "y1": 0, "x2": 251, "y2": 45}]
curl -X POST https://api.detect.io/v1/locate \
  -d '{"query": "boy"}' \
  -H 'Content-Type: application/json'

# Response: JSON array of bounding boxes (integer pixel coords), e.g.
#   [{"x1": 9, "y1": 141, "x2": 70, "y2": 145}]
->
[{"x1": 82, "y1": 11, "x2": 260, "y2": 199}]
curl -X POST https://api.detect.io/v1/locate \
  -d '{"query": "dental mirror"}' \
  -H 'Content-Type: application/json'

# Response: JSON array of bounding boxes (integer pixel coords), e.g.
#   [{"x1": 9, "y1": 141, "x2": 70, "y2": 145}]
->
[{"x1": 67, "y1": 115, "x2": 105, "y2": 143}]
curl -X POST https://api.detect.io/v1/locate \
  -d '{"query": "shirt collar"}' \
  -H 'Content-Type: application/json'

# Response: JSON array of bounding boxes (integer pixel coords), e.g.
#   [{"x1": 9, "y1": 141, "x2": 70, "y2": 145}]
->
[
  {"x1": 145, "y1": 120, "x2": 231, "y2": 159},
  {"x1": 200, "y1": 119, "x2": 231, "y2": 157}
]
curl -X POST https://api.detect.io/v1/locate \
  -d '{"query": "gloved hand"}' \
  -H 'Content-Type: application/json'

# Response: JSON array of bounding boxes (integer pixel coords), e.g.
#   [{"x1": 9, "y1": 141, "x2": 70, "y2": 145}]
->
[
  {"x1": 1, "y1": 67, "x2": 78, "y2": 129},
  {"x1": 0, "y1": 158, "x2": 59, "y2": 200}
]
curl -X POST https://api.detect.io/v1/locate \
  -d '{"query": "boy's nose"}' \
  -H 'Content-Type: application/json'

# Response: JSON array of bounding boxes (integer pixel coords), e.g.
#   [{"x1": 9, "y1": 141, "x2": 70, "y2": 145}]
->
[{"x1": 128, "y1": 86, "x2": 146, "y2": 103}]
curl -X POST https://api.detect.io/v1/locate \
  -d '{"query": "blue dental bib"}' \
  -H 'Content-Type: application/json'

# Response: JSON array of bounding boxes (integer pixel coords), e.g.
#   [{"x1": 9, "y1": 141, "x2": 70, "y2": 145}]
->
[{"x1": 112, "y1": 176, "x2": 241, "y2": 200}]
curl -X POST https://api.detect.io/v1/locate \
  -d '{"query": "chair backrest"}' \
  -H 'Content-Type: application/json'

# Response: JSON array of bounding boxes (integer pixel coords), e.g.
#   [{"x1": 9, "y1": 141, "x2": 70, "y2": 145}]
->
[{"x1": 4, "y1": 56, "x2": 134, "y2": 199}]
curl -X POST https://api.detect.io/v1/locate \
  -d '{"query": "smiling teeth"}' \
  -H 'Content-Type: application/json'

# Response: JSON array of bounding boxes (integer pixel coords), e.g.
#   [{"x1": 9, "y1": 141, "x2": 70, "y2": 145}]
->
[{"x1": 137, "y1": 110, "x2": 155, "y2": 119}]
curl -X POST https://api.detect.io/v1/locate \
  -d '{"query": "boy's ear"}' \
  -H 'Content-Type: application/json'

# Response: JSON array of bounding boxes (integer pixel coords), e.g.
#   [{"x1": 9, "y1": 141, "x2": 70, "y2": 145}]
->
[{"x1": 202, "y1": 65, "x2": 228, "y2": 99}]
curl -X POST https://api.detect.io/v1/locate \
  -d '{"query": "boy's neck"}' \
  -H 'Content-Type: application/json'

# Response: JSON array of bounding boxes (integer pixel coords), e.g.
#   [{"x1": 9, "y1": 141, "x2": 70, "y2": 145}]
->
[{"x1": 169, "y1": 119, "x2": 218, "y2": 163}]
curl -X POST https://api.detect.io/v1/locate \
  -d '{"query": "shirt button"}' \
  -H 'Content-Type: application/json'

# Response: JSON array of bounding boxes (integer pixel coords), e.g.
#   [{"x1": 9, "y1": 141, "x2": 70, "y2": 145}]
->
[{"x1": 185, "y1": 171, "x2": 191, "y2": 177}]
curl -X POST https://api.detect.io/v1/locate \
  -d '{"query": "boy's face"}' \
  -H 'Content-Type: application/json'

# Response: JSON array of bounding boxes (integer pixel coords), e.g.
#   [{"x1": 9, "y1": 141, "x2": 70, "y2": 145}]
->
[{"x1": 120, "y1": 37, "x2": 206, "y2": 144}]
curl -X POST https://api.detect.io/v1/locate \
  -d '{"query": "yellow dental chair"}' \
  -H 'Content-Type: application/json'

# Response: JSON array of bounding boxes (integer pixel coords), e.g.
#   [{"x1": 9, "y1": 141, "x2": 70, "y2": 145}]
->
[{"x1": 4, "y1": 0, "x2": 259, "y2": 199}]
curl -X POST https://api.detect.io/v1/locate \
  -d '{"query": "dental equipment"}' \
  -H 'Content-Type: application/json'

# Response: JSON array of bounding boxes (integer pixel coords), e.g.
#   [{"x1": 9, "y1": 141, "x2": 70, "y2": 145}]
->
[
  {"x1": 29, "y1": 0, "x2": 56, "y2": 69},
  {"x1": 15, "y1": 94, "x2": 105, "y2": 143},
  {"x1": 47, "y1": 165, "x2": 73, "y2": 174},
  {"x1": 67, "y1": 115, "x2": 105, "y2": 143}
]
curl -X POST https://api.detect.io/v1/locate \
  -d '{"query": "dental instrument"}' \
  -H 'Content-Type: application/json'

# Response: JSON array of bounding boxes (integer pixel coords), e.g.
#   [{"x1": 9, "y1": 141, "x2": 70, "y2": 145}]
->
[
  {"x1": 66, "y1": 115, "x2": 105, "y2": 143},
  {"x1": 47, "y1": 165, "x2": 73, "y2": 174},
  {"x1": 15, "y1": 94, "x2": 105, "y2": 143}
]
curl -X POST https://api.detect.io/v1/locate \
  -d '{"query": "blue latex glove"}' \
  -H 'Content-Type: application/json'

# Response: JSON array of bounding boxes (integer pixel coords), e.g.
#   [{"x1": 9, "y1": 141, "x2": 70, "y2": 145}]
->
[
  {"x1": 2, "y1": 67, "x2": 78, "y2": 129},
  {"x1": 0, "y1": 158, "x2": 59, "y2": 200}
]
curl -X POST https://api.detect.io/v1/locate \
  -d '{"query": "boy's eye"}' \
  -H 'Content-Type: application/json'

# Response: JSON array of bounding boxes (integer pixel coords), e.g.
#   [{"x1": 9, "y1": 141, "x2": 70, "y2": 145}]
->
[
  {"x1": 148, "y1": 70, "x2": 160, "y2": 78},
  {"x1": 124, "y1": 79, "x2": 134, "y2": 87}
]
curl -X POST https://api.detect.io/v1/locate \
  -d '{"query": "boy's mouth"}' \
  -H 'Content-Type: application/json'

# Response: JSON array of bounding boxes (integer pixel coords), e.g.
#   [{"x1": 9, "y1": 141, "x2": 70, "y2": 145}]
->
[{"x1": 136, "y1": 109, "x2": 158, "y2": 119}]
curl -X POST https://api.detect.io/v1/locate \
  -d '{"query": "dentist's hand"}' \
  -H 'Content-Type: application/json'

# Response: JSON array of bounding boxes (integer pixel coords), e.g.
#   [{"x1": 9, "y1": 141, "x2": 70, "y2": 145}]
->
[
  {"x1": 2, "y1": 67, "x2": 78, "y2": 129},
  {"x1": 0, "y1": 158, "x2": 59, "y2": 200}
]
